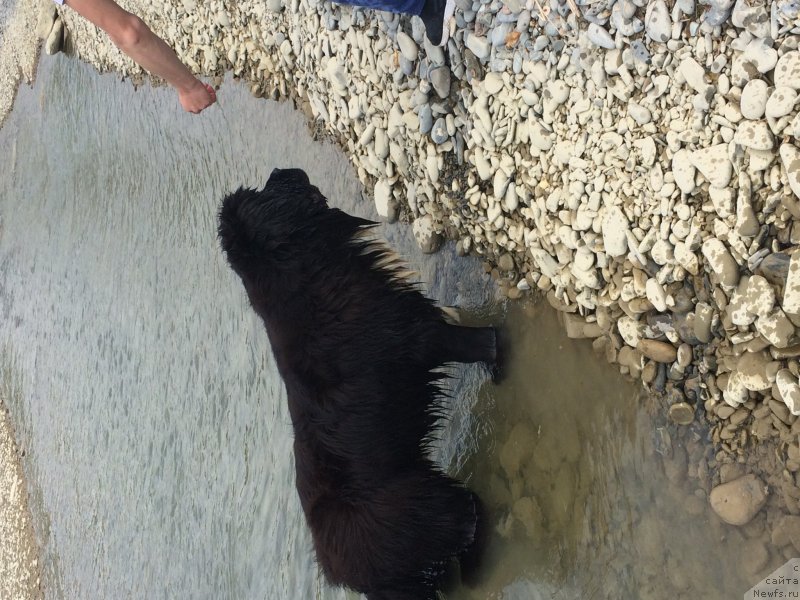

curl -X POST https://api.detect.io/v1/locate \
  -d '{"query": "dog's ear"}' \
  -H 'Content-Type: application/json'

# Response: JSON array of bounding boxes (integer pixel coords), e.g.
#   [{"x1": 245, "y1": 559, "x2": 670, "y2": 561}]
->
[
  {"x1": 266, "y1": 168, "x2": 329, "y2": 211},
  {"x1": 218, "y1": 186, "x2": 270, "y2": 268}
]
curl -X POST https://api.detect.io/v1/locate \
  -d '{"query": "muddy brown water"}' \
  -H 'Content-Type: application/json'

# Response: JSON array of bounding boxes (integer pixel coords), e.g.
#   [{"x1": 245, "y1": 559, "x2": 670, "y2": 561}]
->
[{"x1": 0, "y1": 55, "x2": 761, "y2": 599}]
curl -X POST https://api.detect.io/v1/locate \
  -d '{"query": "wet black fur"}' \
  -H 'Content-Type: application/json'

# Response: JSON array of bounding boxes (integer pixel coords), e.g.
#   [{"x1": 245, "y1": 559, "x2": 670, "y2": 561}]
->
[{"x1": 218, "y1": 168, "x2": 496, "y2": 600}]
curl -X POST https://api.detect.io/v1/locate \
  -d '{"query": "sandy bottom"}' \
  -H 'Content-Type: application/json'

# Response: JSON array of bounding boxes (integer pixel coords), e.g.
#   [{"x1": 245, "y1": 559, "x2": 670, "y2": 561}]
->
[
  {"x1": 0, "y1": 393, "x2": 42, "y2": 600},
  {"x1": 0, "y1": 2, "x2": 47, "y2": 594}
]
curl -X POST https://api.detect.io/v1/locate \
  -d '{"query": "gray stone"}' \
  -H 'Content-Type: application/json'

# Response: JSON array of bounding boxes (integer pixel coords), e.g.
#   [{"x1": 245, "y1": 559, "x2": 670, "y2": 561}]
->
[
  {"x1": 638, "y1": 339, "x2": 677, "y2": 363},
  {"x1": 690, "y1": 144, "x2": 732, "y2": 188},
  {"x1": 430, "y1": 118, "x2": 448, "y2": 144},
  {"x1": 704, "y1": 0, "x2": 734, "y2": 25},
  {"x1": 587, "y1": 23, "x2": 615, "y2": 49},
  {"x1": 412, "y1": 215, "x2": 442, "y2": 254},
  {"x1": 418, "y1": 104, "x2": 433, "y2": 134},
  {"x1": 429, "y1": 67, "x2": 451, "y2": 99}
]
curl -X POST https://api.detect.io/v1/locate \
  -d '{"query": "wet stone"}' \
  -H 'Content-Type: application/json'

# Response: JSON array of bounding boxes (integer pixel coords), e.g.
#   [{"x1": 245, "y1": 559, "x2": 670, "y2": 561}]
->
[
  {"x1": 769, "y1": 398, "x2": 793, "y2": 425},
  {"x1": 740, "y1": 538, "x2": 769, "y2": 576},
  {"x1": 638, "y1": 339, "x2": 677, "y2": 363},
  {"x1": 737, "y1": 351, "x2": 776, "y2": 391},
  {"x1": 412, "y1": 215, "x2": 442, "y2": 253},
  {"x1": 709, "y1": 474, "x2": 768, "y2": 526},
  {"x1": 757, "y1": 251, "x2": 791, "y2": 287},
  {"x1": 429, "y1": 67, "x2": 451, "y2": 99},
  {"x1": 669, "y1": 402, "x2": 695, "y2": 425}
]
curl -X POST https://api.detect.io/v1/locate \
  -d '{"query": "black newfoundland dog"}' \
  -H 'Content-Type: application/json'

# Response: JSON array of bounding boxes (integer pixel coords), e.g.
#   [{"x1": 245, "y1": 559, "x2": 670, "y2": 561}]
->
[{"x1": 218, "y1": 168, "x2": 498, "y2": 600}]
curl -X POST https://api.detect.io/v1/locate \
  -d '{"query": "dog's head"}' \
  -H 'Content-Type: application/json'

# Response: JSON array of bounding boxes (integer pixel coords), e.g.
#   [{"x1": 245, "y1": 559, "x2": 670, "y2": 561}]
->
[{"x1": 218, "y1": 168, "x2": 328, "y2": 275}]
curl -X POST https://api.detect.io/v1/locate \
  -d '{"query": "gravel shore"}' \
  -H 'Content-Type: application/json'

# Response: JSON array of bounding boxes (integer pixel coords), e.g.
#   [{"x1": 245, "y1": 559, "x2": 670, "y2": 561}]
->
[
  {"x1": 9, "y1": 0, "x2": 800, "y2": 581},
  {"x1": 0, "y1": 0, "x2": 44, "y2": 129}
]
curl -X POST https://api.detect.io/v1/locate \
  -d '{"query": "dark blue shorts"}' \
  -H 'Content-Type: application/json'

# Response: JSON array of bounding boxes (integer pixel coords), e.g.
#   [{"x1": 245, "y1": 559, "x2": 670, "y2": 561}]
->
[{"x1": 336, "y1": 0, "x2": 425, "y2": 16}]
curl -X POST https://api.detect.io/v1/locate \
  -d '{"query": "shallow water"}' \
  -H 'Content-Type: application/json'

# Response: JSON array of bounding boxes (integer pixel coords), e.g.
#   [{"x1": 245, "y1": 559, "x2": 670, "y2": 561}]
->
[{"x1": 0, "y1": 56, "x2": 758, "y2": 599}]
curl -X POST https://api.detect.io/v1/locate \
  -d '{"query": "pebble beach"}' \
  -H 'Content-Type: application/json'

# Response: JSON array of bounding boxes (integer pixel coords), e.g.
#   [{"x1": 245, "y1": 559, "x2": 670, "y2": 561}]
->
[{"x1": 5, "y1": 0, "x2": 800, "y2": 593}]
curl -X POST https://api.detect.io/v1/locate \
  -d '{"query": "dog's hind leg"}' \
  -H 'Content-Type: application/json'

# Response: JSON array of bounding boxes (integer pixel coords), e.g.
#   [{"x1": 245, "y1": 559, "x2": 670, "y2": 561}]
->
[{"x1": 435, "y1": 323, "x2": 497, "y2": 364}]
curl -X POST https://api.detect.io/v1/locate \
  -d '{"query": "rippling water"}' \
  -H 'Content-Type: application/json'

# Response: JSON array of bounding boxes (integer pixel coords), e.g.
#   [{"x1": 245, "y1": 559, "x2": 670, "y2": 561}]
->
[
  {"x1": 0, "y1": 55, "x2": 495, "y2": 600},
  {"x1": 0, "y1": 55, "x2": 756, "y2": 600}
]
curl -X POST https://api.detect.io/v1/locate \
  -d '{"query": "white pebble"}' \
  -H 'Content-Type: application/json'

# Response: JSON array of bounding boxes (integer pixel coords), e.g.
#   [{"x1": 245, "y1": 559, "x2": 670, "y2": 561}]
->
[{"x1": 740, "y1": 79, "x2": 769, "y2": 120}]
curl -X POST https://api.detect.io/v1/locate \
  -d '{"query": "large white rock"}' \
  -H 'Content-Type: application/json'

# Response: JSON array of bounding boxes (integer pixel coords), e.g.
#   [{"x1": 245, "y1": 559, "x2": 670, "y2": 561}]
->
[
  {"x1": 743, "y1": 38, "x2": 778, "y2": 74},
  {"x1": 690, "y1": 144, "x2": 732, "y2": 188},
  {"x1": 679, "y1": 57, "x2": 710, "y2": 96},
  {"x1": 645, "y1": 278, "x2": 667, "y2": 312},
  {"x1": 618, "y1": 316, "x2": 645, "y2": 347},
  {"x1": 740, "y1": 79, "x2": 769, "y2": 120},
  {"x1": 396, "y1": 32, "x2": 418, "y2": 62},
  {"x1": 776, "y1": 370, "x2": 800, "y2": 416},
  {"x1": 645, "y1": 0, "x2": 670, "y2": 42},
  {"x1": 672, "y1": 149, "x2": 696, "y2": 194},
  {"x1": 702, "y1": 238, "x2": 739, "y2": 288},
  {"x1": 723, "y1": 371, "x2": 748, "y2": 407},
  {"x1": 734, "y1": 121, "x2": 774, "y2": 151},
  {"x1": 783, "y1": 250, "x2": 800, "y2": 314},
  {"x1": 745, "y1": 275, "x2": 775, "y2": 318}
]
